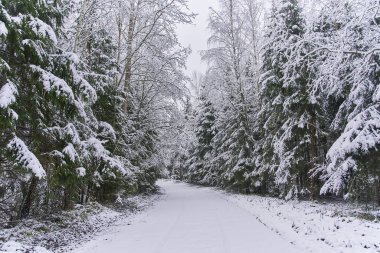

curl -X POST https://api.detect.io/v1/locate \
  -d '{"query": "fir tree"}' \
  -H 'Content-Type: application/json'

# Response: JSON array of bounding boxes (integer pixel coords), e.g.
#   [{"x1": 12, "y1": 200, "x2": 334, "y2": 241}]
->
[
  {"x1": 316, "y1": 0, "x2": 380, "y2": 205},
  {"x1": 212, "y1": 99, "x2": 254, "y2": 191},
  {"x1": 257, "y1": 0, "x2": 326, "y2": 199},
  {"x1": 186, "y1": 96, "x2": 217, "y2": 185}
]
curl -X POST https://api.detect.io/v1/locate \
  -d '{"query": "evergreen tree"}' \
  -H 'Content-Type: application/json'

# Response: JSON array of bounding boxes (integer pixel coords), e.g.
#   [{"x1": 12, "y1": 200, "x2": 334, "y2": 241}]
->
[
  {"x1": 0, "y1": 0, "x2": 126, "y2": 215},
  {"x1": 186, "y1": 96, "x2": 217, "y2": 185},
  {"x1": 0, "y1": 0, "x2": 94, "y2": 215},
  {"x1": 255, "y1": 2, "x2": 283, "y2": 194},
  {"x1": 316, "y1": 0, "x2": 380, "y2": 205},
  {"x1": 211, "y1": 99, "x2": 254, "y2": 191},
  {"x1": 258, "y1": 0, "x2": 326, "y2": 199},
  {"x1": 198, "y1": 0, "x2": 258, "y2": 191}
]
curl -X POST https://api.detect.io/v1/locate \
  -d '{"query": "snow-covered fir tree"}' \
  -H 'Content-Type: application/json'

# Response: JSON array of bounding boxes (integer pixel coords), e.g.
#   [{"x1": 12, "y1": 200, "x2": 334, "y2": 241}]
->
[
  {"x1": 258, "y1": 0, "x2": 327, "y2": 199},
  {"x1": 186, "y1": 94, "x2": 217, "y2": 185},
  {"x1": 198, "y1": 0, "x2": 258, "y2": 191},
  {"x1": 313, "y1": 0, "x2": 380, "y2": 205}
]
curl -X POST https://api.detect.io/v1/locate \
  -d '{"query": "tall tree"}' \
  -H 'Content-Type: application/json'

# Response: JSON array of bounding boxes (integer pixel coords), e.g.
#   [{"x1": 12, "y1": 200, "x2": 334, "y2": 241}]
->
[
  {"x1": 257, "y1": 0, "x2": 327, "y2": 199},
  {"x1": 200, "y1": 0, "x2": 259, "y2": 191},
  {"x1": 186, "y1": 95, "x2": 217, "y2": 185},
  {"x1": 0, "y1": 0, "x2": 102, "y2": 216},
  {"x1": 315, "y1": 0, "x2": 380, "y2": 205}
]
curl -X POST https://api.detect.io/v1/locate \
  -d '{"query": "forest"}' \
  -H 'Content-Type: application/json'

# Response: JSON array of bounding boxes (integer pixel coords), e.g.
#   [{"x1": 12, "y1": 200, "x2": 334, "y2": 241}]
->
[
  {"x1": 171, "y1": 0, "x2": 380, "y2": 206},
  {"x1": 0, "y1": 0, "x2": 194, "y2": 222},
  {"x1": 1, "y1": 0, "x2": 380, "y2": 226}
]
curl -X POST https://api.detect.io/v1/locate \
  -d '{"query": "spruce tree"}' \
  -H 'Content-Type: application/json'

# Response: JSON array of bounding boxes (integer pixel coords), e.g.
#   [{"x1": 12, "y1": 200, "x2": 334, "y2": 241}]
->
[
  {"x1": 186, "y1": 96, "x2": 217, "y2": 185},
  {"x1": 0, "y1": 0, "x2": 79, "y2": 216},
  {"x1": 212, "y1": 99, "x2": 254, "y2": 191},
  {"x1": 256, "y1": 2, "x2": 283, "y2": 194},
  {"x1": 316, "y1": 0, "x2": 380, "y2": 205},
  {"x1": 0, "y1": 0, "x2": 120, "y2": 215},
  {"x1": 259, "y1": 0, "x2": 327, "y2": 199}
]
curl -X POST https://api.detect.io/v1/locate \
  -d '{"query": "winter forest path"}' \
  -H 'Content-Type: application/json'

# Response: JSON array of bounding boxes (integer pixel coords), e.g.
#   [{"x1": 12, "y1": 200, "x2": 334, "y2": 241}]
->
[{"x1": 70, "y1": 180, "x2": 303, "y2": 253}]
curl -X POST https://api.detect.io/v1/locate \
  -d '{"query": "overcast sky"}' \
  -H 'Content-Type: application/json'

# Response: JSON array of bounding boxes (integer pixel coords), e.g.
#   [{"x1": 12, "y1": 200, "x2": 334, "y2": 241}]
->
[{"x1": 177, "y1": 0, "x2": 219, "y2": 76}]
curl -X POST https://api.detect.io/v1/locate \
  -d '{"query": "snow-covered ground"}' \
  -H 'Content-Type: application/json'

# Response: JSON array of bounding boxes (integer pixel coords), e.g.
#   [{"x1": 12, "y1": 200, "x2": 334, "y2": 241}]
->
[
  {"x1": 221, "y1": 191, "x2": 380, "y2": 253},
  {"x1": 0, "y1": 195, "x2": 160, "y2": 253},
  {"x1": 2, "y1": 180, "x2": 379, "y2": 253},
  {"x1": 69, "y1": 180, "x2": 304, "y2": 253}
]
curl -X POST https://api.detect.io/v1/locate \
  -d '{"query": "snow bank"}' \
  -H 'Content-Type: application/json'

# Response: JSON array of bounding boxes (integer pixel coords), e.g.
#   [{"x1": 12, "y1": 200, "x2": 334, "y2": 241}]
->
[
  {"x1": 0, "y1": 195, "x2": 160, "y2": 253},
  {"x1": 0, "y1": 241, "x2": 52, "y2": 253},
  {"x1": 220, "y1": 191, "x2": 380, "y2": 253}
]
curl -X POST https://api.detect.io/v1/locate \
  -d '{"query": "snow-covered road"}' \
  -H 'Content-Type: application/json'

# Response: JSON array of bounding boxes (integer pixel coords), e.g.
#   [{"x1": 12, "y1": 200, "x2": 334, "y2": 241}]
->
[{"x1": 70, "y1": 180, "x2": 303, "y2": 253}]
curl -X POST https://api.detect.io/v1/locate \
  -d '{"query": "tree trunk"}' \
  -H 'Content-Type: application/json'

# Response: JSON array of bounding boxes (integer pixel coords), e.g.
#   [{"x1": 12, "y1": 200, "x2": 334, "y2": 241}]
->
[
  {"x1": 377, "y1": 179, "x2": 380, "y2": 206},
  {"x1": 63, "y1": 187, "x2": 74, "y2": 210},
  {"x1": 308, "y1": 119, "x2": 320, "y2": 200},
  {"x1": 18, "y1": 176, "x2": 38, "y2": 219},
  {"x1": 79, "y1": 184, "x2": 90, "y2": 204}
]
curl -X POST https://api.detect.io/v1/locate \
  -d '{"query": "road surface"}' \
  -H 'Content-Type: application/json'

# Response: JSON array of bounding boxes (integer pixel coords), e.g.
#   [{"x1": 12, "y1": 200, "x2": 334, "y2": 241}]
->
[{"x1": 70, "y1": 180, "x2": 303, "y2": 253}]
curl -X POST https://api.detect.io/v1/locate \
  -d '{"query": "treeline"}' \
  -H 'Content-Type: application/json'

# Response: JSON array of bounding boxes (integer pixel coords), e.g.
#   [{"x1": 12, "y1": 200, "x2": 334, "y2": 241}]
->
[
  {"x1": 171, "y1": 0, "x2": 380, "y2": 205},
  {"x1": 0, "y1": 0, "x2": 193, "y2": 222}
]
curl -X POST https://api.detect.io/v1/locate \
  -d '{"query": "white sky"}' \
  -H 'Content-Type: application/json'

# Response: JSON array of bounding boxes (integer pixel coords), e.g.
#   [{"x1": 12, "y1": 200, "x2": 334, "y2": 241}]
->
[{"x1": 177, "y1": 0, "x2": 219, "y2": 76}]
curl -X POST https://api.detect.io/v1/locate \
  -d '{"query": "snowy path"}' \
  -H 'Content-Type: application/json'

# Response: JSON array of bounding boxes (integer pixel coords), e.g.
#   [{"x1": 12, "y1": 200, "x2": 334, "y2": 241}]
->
[{"x1": 70, "y1": 180, "x2": 303, "y2": 253}]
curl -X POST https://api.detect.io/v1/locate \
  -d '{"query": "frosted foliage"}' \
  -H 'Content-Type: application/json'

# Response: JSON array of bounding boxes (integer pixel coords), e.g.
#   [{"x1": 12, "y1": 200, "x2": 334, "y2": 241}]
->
[
  {"x1": 0, "y1": 20, "x2": 7, "y2": 36},
  {"x1": 374, "y1": 86, "x2": 380, "y2": 102},
  {"x1": 30, "y1": 65, "x2": 75, "y2": 101},
  {"x1": 63, "y1": 143, "x2": 80, "y2": 162},
  {"x1": 64, "y1": 52, "x2": 80, "y2": 65},
  {"x1": 76, "y1": 167, "x2": 86, "y2": 177},
  {"x1": 28, "y1": 16, "x2": 57, "y2": 44},
  {"x1": 98, "y1": 121, "x2": 116, "y2": 140},
  {"x1": 320, "y1": 157, "x2": 358, "y2": 195},
  {"x1": 22, "y1": 39, "x2": 48, "y2": 60},
  {"x1": 0, "y1": 81, "x2": 17, "y2": 109},
  {"x1": 63, "y1": 124, "x2": 82, "y2": 145},
  {"x1": 83, "y1": 137, "x2": 127, "y2": 176},
  {"x1": 329, "y1": 106, "x2": 380, "y2": 159},
  {"x1": 310, "y1": 0, "x2": 380, "y2": 196},
  {"x1": 7, "y1": 137, "x2": 46, "y2": 178},
  {"x1": 321, "y1": 106, "x2": 380, "y2": 194},
  {"x1": 69, "y1": 63, "x2": 97, "y2": 103},
  {"x1": 0, "y1": 58, "x2": 10, "y2": 72},
  {"x1": 47, "y1": 123, "x2": 82, "y2": 145}
]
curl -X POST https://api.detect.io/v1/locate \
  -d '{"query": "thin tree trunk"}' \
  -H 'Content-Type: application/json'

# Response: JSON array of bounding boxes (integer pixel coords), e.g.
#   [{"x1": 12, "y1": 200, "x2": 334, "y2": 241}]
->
[
  {"x1": 18, "y1": 176, "x2": 38, "y2": 219},
  {"x1": 377, "y1": 179, "x2": 380, "y2": 206},
  {"x1": 63, "y1": 187, "x2": 74, "y2": 210}
]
